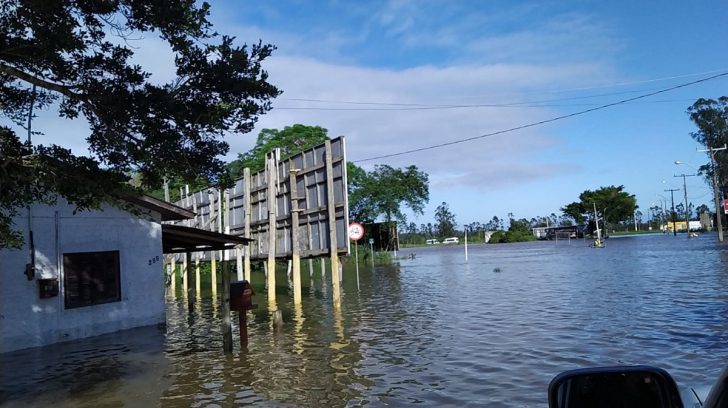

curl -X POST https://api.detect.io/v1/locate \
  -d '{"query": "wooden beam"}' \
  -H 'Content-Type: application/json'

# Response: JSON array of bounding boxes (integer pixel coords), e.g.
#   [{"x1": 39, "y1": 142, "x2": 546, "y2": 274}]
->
[
  {"x1": 325, "y1": 140, "x2": 341, "y2": 307},
  {"x1": 290, "y1": 164, "x2": 302, "y2": 304}
]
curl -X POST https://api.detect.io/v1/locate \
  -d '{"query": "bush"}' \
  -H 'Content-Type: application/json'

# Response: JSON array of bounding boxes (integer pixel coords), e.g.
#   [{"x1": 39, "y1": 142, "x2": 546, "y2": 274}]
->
[{"x1": 489, "y1": 230, "x2": 536, "y2": 244}]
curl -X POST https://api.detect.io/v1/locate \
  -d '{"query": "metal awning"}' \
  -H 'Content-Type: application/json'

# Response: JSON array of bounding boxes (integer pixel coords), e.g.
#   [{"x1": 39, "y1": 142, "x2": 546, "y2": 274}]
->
[{"x1": 162, "y1": 224, "x2": 254, "y2": 254}]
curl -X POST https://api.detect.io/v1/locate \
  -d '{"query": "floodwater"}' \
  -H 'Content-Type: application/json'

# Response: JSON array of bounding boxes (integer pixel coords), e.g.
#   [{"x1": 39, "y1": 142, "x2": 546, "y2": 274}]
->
[{"x1": 3, "y1": 233, "x2": 728, "y2": 407}]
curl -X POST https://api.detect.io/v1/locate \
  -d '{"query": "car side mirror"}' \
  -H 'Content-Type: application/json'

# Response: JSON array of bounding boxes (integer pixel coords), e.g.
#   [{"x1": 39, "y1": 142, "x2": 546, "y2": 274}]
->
[{"x1": 548, "y1": 366, "x2": 685, "y2": 408}]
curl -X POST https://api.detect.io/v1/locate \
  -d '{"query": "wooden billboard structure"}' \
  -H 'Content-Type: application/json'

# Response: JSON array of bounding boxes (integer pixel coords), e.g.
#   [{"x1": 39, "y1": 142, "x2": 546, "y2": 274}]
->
[{"x1": 169, "y1": 137, "x2": 350, "y2": 305}]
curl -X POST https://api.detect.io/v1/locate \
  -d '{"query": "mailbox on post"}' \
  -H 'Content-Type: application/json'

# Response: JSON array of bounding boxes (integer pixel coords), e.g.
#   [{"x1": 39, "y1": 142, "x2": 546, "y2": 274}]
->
[
  {"x1": 230, "y1": 280, "x2": 258, "y2": 312},
  {"x1": 229, "y1": 280, "x2": 257, "y2": 347}
]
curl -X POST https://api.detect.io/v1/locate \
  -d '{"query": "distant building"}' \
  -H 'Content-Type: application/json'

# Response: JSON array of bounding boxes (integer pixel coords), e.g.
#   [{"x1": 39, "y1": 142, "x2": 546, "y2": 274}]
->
[
  {"x1": 532, "y1": 227, "x2": 548, "y2": 239},
  {"x1": 543, "y1": 225, "x2": 588, "y2": 240},
  {"x1": 662, "y1": 221, "x2": 702, "y2": 232}
]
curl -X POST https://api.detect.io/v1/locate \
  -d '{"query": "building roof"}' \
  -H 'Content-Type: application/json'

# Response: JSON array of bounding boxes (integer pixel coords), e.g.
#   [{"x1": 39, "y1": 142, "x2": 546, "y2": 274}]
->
[
  {"x1": 162, "y1": 224, "x2": 254, "y2": 254},
  {"x1": 124, "y1": 195, "x2": 195, "y2": 221}
]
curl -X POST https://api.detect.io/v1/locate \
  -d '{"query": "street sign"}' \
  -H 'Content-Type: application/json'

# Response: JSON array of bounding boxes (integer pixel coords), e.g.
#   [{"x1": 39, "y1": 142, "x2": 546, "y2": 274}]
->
[
  {"x1": 369, "y1": 238, "x2": 374, "y2": 244},
  {"x1": 348, "y1": 222, "x2": 364, "y2": 241},
  {"x1": 724, "y1": 199, "x2": 728, "y2": 214}
]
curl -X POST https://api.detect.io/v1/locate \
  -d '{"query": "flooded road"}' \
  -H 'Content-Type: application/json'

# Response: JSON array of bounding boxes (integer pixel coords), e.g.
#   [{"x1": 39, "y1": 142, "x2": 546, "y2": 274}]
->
[{"x1": 3, "y1": 233, "x2": 728, "y2": 407}]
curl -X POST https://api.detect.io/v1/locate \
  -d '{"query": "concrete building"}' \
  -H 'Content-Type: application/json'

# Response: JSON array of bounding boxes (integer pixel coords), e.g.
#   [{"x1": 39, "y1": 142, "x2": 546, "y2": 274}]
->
[{"x1": 0, "y1": 195, "x2": 195, "y2": 353}]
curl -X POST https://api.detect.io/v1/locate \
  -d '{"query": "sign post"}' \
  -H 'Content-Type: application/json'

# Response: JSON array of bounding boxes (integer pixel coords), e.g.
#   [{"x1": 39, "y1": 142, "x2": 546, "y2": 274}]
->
[
  {"x1": 369, "y1": 238, "x2": 374, "y2": 266},
  {"x1": 348, "y1": 223, "x2": 364, "y2": 290}
]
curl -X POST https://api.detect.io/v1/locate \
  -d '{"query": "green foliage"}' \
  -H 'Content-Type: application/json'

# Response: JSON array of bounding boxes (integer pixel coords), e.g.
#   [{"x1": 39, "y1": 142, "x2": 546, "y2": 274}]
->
[
  {"x1": 687, "y1": 97, "x2": 728, "y2": 192},
  {"x1": 1, "y1": 0, "x2": 280, "y2": 247},
  {"x1": 434, "y1": 202, "x2": 457, "y2": 237},
  {"x1": 347, "y1": 163, "x2": 429, "y2": 224},
  {"x1": 488, "y1": 230, "x2": 537, "y2": 244},
  {"x1": 228, "y1": 124, "x2": 330, "y2": 177},
  {"x1": 560, "y1": 185, "x2": 637, "y2": 233},
  {"x1": 343, "y1": 245, "x2": 394, "y2": 265}
]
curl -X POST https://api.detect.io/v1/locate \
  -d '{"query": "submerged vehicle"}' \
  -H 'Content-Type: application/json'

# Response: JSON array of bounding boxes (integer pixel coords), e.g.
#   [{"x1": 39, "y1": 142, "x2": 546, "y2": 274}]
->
[{"x1": 548, "y1": 363, "x2": 724, "y2": 408}]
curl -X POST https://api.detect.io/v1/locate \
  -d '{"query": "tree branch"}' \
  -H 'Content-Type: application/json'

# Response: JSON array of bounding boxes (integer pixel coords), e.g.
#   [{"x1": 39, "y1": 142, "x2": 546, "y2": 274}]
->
[
  {"x1": 0, "y1": 63, "x2": 83, "y2": 99},
  {"x1": 0, "y1": 63, "x2": 144, "y2": 145}
]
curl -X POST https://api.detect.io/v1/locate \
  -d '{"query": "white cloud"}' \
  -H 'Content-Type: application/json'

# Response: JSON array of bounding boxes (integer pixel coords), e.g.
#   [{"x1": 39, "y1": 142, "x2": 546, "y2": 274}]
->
[
  {"x1": 232, "y1": 54, "x2": 610, "y2": 191},
  {"x1": 9, "y1": 1, "x2": 620, "y2": 195}
]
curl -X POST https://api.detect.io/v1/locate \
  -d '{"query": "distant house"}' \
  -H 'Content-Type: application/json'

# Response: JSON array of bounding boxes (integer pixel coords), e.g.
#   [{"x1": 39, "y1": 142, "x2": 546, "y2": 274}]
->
[
  {"x1": 544, "y1": 225, "x2": 588, "y2": 240},
  {"x1": 0, "y1": 195, "x2": 210, "y2": 353},
  {"x1": 532, "y1": 227, "x2": 548, "y2": 239}
]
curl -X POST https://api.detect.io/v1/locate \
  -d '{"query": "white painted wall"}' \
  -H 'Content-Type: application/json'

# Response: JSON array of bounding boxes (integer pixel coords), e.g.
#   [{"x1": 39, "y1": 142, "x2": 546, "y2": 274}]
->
[{"x1": 0, "y1": 199, "x2": 165, "y2": 353}]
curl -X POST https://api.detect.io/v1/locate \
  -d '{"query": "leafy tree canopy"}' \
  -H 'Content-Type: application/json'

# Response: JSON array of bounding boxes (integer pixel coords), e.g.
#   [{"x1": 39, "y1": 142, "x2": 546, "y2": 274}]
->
[
  {"x1": 687, "y1": 97, "x2": 728, "y2": 192},
  {"x1": 561, "y1": 185, "x2": 638, "y2": 229},
  {"x1": 348, "y1": 163, "x2": 430, "y2": 225},
  {"x1": 228, "y1": 124, "x2": 330, "y2": 176},
  {"x1": 434, "y1": 201, "x2": 457, "y2": 237},
  {"x1": 1, "y1": 0, "x2": 280, "y2": 247}
]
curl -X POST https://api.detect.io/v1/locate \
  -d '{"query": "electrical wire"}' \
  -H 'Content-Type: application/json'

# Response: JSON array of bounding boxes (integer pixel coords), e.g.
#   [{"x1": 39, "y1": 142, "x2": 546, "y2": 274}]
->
[
  {"x1": 274, "y1": 98, "x2": 707, "y2": 111},
  {"x1": 353, "y1": 72, "x2": 728, "y2": 163},
  {"x1": 278, "y1": 68, "x2": 728, "y2": 107}
]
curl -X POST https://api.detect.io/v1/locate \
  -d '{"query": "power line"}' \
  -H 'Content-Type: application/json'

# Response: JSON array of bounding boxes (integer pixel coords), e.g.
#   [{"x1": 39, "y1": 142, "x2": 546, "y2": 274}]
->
[
  {"x1": 273, "y1": 97, "x2": 708, "y2": 111},
  {"x1": 353, "y1": 72, "x2": 728, "y2": 163},
  {"x1": 278, "y1": 68, "x2": 728, "y2": 107}
]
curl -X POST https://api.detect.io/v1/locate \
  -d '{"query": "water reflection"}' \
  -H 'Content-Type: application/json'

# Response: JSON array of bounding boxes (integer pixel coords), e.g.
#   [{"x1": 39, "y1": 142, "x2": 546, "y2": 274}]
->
[{"x1": 3, "y1": 234, "x2": 728, "y2": 407}]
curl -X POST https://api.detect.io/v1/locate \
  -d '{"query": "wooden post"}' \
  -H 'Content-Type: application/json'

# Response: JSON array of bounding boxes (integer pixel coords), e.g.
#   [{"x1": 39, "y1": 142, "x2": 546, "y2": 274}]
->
[
  {"x1": 236, "y1": 246, "x2": 244, "y2": 280},
  {"x1": 171, "y1": 255, "x2": 177, "y2": 292},
  {"x1": 221, "y1": 260, "x2": 232, "y2": 353},
  {"x1": 195, "y1": 256, "x2": 201, "y2": 294},
  {"x1": 182, "y1": 253, "x2": 188, "y2": 294},
  {"x1": 267, "y1": 154, "x2": 277, "y2": 301},
  {"x1": 186, "y1": 251, "x2": 194, "y2": 313},
  {"x1": 217, "y1": 187, "x2": 223, "y2": 280},
  {"x1": 192, "y1": 194, "x2": 201, "y2": 294},
  {"x1": 244, "y1": 168, "x2": 252, "y2": 281},
  {"x1": 223, "y1": 189, "x2": 231, "y2": 282},
  {"x1": 324, "y1": 140, "x2": 341, "y2": 306},
  {"x1": 209, "y1": 190, "x2": 217, "y2": 291},
  {"x1": 290, "y1": 166, "x2": 302, "y2": 304}
]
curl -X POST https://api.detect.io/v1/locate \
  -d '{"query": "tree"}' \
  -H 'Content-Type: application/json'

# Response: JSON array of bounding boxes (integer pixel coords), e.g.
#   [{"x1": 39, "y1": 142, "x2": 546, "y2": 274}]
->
[
  {"x1": 561, "y1": 185, "x2": 638, "y2": 233},
  {"x1": 560, "y1": 202, "x2": 587, "y2": 224},
  {"x1": 347, "y1": 164, "x2": 429, "y2": 225},
  {"x1": 434, "y1": 202, "x2": 457, "y2": 237},
  {"x1": 228, "y1": 124, "x2": 329, "y2": 176},
  {"x1": 675, "y1": 203, "x2": 685, "y2": 220},
  {"x1": 696, "y1": 204, "x2": 710, "y2": 215},
  {"x1": 687, "y1": 97, "x2": 728, "y2": 194},
  {"x1": 1, "y1": 0, "x2": 279, "y2": 248}
]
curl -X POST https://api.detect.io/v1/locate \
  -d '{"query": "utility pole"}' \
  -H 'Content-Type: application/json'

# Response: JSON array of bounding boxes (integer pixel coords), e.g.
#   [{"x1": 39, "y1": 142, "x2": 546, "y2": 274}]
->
[
  {"x1": 665, "y1": 188, "x2": 679, "y2": 236},
  {"x1": 675, "y1": 174, "x2": 696, "y2": 237},
  {"x1": 697, "y1": 145, "x2": 726, "y2": 243}
]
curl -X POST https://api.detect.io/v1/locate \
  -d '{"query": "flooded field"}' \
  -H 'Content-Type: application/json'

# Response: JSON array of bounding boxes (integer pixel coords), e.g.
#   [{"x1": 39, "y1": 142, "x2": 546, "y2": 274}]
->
[{"x1": 3, "y1": 233, "x2": 728, "y2": 407}]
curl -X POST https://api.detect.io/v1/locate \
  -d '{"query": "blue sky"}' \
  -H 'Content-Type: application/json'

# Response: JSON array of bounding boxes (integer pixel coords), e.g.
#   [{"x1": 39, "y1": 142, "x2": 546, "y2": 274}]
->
[{"x1": 26, "y1": 0, "x2": 728, "y2": 227}]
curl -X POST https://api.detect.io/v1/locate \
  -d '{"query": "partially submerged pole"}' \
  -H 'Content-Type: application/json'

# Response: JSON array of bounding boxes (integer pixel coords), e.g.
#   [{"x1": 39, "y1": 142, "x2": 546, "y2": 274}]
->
[
  {"x1": 170, "y1": 255, "x2": 177, "y2": 292},
  {"x1": 290, "y1": 166, "x2": 302, "y2": 304},
  {"x1": 209, "y1": 189, "x2": 217, "y2": 291},
  {"x1": 186, "y1": 251, "x2": 194, "y2": 313},
  {"x1": 221, "y1": 259, "x2": 232, "y2": 353},
  {"x1": 244, "y1": 168, "x2": 252, "y2": 280},
  {"x1": 464, "y1": 228, "x2": 468, "y2": 262},
  {"x1": 324, "y1": 140, "x2": 341, "y2": 307},
  {"x1": 267, "y1": 154, "x2": 277, "y2": 301}
]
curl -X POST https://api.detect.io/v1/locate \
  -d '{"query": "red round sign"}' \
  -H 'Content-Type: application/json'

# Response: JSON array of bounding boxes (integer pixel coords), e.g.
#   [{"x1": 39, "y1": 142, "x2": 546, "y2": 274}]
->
[{"x1": 348, "y1": 222, "x2": 364, "y2": 240}]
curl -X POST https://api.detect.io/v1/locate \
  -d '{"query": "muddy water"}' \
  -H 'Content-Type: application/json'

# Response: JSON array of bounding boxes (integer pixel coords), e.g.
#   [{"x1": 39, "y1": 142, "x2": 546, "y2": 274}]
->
[{"x1": 2, "y1": 234, "x2": 728, "y2": 407}]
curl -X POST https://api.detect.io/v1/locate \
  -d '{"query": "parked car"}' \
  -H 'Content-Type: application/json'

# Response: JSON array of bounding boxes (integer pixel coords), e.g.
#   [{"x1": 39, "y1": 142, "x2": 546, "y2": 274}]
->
[
  {"x1": 426, "y1": 239, "x2": 440, "y2": 245},
  {"x1": 443, "y1": 237, "x2": 459, "y2": 244}
]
